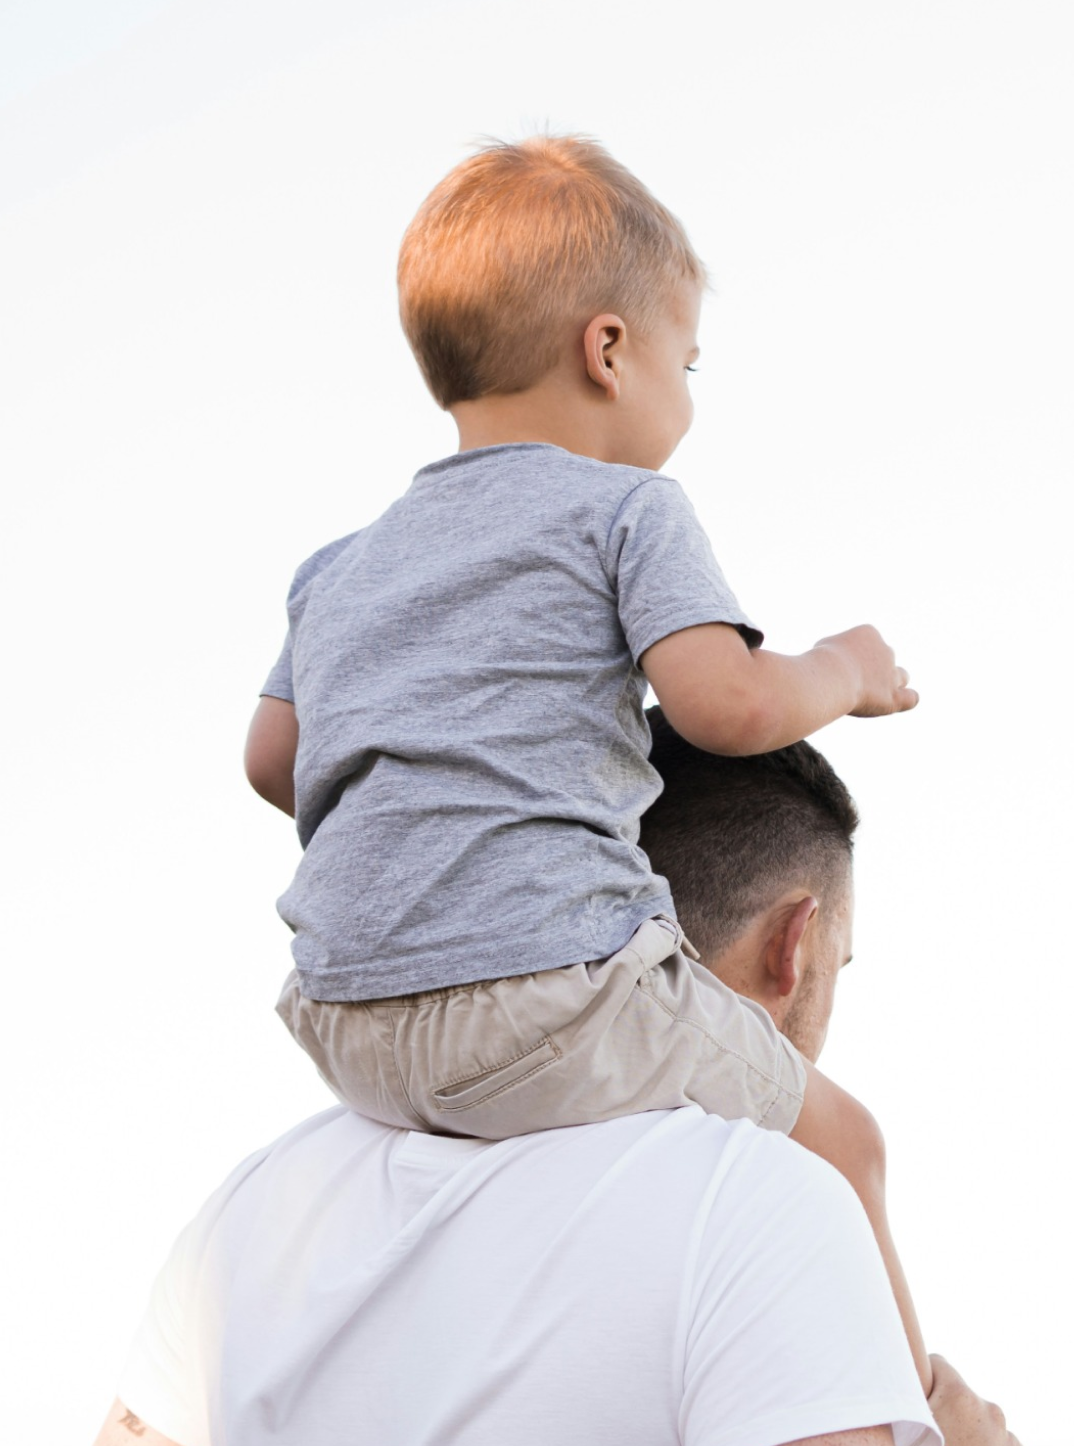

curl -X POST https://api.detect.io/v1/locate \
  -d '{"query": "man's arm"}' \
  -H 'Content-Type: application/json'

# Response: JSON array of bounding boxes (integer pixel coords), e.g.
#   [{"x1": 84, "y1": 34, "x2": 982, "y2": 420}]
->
[
  {"x1": 244, "y1": 695, "x2": 298, "y2": 817},
  {"x1": 641, "y1": 621, "x2": 917, "y2": 756},
  {"x1": 790, "y1": 1068, "x2": 1022, "y2": 1446},
  {"x1": 791, "y1": 1061, "x2": 933, "y2": 1394},
  {"x1": 926, "y1": 1355, "x2": 1021, "y2": 1446},
  {"x1": 92, "y1": 1398, "x2": 179, "y2": 1446}
]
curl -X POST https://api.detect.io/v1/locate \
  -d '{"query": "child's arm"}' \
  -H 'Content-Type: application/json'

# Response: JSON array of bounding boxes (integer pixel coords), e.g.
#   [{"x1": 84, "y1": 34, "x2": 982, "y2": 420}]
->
[
  {"x1": 792, "y1": 1062, "x2": 933, "y2": 1396},
  {"x1": 641, "y1": 622, "x2": 917, "y2": 755},
  {"x1": 245, "y1": 696, "x2": 298, "y2": 818}
]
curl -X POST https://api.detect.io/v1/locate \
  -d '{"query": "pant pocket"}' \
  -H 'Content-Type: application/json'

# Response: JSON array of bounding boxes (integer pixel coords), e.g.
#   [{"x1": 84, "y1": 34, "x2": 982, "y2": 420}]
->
[{"x1": 432, "y1": 1037, "x2": 560, "y2": 1112}]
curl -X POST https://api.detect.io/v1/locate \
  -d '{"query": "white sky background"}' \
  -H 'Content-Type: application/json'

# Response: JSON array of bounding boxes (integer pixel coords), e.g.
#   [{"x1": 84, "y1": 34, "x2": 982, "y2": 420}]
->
[{"x1": 2, "y1": 0, "x2": 1071, "y2": 1438}]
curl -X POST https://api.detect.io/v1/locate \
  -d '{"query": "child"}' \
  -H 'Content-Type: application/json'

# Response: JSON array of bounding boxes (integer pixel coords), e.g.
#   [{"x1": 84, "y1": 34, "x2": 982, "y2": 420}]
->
[{"x1": 246, "y1": 136, "x2": 930, "y2": 1385}]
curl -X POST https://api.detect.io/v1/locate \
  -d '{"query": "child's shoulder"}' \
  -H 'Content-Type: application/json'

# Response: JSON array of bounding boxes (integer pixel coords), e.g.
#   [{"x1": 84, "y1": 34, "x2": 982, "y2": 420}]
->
[
  {"x1": 285, "y1": 530, "x2": 363, "y2": 601},
  {"x1": 470, "y1": 443, "x2": 684, "y2": 512},
  {"x1": 550, "y1": 451, "x2": 692, "y2": 522}
]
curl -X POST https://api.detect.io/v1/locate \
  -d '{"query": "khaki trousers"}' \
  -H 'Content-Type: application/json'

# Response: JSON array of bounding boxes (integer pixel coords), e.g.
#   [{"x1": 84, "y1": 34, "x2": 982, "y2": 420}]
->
[{"x1": 277, "y1": 916, "x2": 806, "y2": 1139}]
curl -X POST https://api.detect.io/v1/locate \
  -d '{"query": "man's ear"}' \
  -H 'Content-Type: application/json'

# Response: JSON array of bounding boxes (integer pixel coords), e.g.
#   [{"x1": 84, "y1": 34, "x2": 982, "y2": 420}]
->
[
  {"x1": 765, "y1": 896, "x2": 819, "y2": 999},
  {"x1": 583, "y1": 313, "x2": 626, "y2": 400}
]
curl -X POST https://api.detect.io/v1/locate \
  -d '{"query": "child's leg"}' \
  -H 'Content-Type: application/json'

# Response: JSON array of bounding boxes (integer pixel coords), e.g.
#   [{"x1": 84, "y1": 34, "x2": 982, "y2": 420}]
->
[
  {"x1": 275, "y1": 918, "x2": 805, "y2": 1139},
  {"x1": 790, "y1": 1060, "x2": 932, "y2": 1395},
  {"x1": 276, "y1": 971, "x2": 430, "y2": 1130},
  {"x1": 370, "y1": 918, "x2": 808, "y2": 1138},
  {"x1": 282, "y1": 933, "x2": 935, "y2": 1398}
]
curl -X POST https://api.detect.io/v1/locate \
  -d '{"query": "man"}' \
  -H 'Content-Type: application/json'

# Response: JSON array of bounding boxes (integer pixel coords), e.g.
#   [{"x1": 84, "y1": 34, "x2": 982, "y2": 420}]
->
[{"x1": 94, "y1": 714, "x2": 1015, "y2": 1445}]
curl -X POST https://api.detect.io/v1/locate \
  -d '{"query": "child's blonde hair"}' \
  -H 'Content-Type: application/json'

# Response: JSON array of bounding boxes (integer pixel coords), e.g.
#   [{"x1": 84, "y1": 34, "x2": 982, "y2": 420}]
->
[{"x1": 398, "y1": 135, "x2": 706, "y2": 408}]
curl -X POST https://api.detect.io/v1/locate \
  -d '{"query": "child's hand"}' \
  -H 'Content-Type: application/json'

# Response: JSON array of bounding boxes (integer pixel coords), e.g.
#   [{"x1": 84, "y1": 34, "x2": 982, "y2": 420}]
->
[{"x1": 815, "y1": 624, "x2": 919, "y2": 718}]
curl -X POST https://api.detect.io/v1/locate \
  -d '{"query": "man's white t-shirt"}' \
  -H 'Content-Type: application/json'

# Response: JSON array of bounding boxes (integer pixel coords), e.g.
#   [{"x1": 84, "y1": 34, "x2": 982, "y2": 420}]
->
[{"x1": 120, "y1": 1107, "x2": 939, "y2": 1446}]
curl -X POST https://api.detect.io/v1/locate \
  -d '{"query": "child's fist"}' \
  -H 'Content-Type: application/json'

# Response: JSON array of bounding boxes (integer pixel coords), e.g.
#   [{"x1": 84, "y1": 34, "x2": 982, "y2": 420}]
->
[{"x1": 816, "y1": 624, "x2": 919, "y2": 717}]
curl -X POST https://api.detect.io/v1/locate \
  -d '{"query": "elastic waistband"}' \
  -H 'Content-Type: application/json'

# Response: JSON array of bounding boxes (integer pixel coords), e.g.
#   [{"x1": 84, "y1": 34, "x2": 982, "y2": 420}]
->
[{"x1": 342, "y1": 914, "x2": 696, "y2": 1008}]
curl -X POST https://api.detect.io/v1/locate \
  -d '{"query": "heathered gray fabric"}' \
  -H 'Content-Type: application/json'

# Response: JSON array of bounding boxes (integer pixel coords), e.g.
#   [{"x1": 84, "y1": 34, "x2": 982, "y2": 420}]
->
[{"x1": 262, "y1": 443, "x2": 760, "y2": 1001}]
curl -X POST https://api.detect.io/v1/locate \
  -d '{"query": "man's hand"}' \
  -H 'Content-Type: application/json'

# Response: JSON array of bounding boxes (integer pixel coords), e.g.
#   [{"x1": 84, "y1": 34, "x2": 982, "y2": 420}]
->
[
  {"x1": 927, "y1": 1355, "x2": 1020, "y2": 1446},
  {"x1": 813, "y1": 625, "x2": 918, "y2": 718},
  {"x1": 92, "y1": 1397, "x2": 179, "y2": 1446}
]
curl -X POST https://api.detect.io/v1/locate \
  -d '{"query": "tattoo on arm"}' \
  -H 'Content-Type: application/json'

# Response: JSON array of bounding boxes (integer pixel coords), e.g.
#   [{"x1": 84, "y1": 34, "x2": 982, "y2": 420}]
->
[{"x1": 119, "y1": 1410, "x2": 147, "y2": 1437}]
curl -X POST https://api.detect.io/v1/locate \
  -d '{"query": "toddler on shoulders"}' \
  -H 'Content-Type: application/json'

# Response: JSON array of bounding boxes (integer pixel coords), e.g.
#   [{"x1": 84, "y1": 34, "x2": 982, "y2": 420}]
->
[{"x1": 246, "y1": 133, "x2": 929, "y2": 1387}]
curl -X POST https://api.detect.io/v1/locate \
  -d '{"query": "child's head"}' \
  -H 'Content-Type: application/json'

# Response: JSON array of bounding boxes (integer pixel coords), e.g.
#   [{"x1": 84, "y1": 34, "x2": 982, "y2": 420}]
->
[{"x1": 398, "y1": 135, "x2": 707, "y2": 412}]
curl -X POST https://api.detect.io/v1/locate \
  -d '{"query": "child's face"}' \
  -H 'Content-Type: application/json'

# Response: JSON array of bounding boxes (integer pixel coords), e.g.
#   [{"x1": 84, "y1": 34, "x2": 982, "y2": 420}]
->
[{"x1": 615, "y1": 280, "x2": 702, "y2": 472}]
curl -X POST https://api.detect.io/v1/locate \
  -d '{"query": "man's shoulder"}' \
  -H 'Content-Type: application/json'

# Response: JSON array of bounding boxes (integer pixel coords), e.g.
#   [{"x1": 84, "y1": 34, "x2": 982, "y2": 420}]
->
[
  {"x1": 638, "y1": 1108, "x2": 859, "y2": 1201},
  {"x1": 242, "y1": 1104, "x2": 835, "y2": 1171},
  {"x1": 243, "y1": 1107, "x2": 844, "y2": 1212},
  {"x1": 200, "y1": 1107, "x2": 857, "y2": 1240}
]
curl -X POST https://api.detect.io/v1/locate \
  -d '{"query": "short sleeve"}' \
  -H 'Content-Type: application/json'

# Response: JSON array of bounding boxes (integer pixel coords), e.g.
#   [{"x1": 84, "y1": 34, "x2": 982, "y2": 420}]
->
[
  {"x1": 604, "y1": 477, "x2": 762, "y2": 663},
  {"x1": 261, "y1": 634, "x2": 294, "y2": 702},
  {"x1": 117, "y1": 1219, "x2": 211, "y2": 1446},
  {"x1": 680, "y1": 1129, "x2": 939, "y2": 1446},
  {"x1": 115, "y1": 1136, "x2": 281, "y2": 1445},
  {"x1": 257, "y1": 531, "x2": 362, "y2": 702}
]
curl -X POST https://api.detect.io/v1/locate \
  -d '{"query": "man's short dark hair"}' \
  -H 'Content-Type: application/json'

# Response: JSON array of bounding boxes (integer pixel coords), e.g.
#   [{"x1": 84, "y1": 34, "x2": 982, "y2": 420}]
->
[{"x1": 640, "y1": 708, "x2": 860, "y2": 960}]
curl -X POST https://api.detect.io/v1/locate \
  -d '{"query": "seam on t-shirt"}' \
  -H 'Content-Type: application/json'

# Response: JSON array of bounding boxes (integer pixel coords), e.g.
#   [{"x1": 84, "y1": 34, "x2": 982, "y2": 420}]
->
[
  {"x1": 260, "y1": 683, "x2": 296, "y2": 703},
  {"x1": 690, "y1": 1392, "x2": 938, "y2": 1446},
  {"x1": 287, "y1": 530, "x2": 362, "y2": 603},
  {"x1": 598, "y1": 470, "x2": 666, "y2": 590},
  {"x1": 627, "y1": 604, "x2": 755, "y2": 667}
]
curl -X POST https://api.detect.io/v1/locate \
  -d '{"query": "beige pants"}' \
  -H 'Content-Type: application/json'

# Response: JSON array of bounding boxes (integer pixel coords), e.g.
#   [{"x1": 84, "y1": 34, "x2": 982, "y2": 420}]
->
[{"x1": 277, "y1": 916, "x2": 807, "y2": 1140}]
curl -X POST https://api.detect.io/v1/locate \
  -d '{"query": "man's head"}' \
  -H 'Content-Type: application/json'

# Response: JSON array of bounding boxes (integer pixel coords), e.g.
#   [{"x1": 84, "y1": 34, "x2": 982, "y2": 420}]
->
[
  {"x1": 398, "y1": 135, "x2": 706, "y2": 468},
  {"x1": 641, "y1": 709, "x2": 860, "y2": 1062}
]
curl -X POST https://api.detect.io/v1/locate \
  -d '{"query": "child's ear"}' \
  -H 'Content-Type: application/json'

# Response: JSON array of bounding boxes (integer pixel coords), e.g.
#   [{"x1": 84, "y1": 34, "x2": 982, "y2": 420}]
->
[{"x1": 583, "y1": 313, "x2": 626, "y2": 400}]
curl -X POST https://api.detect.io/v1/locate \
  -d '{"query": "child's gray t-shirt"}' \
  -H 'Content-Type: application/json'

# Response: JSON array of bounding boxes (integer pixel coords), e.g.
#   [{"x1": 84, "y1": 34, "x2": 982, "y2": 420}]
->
[{"x1": 263, "y1": 443, "x2": 760, "y2": 1001}]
